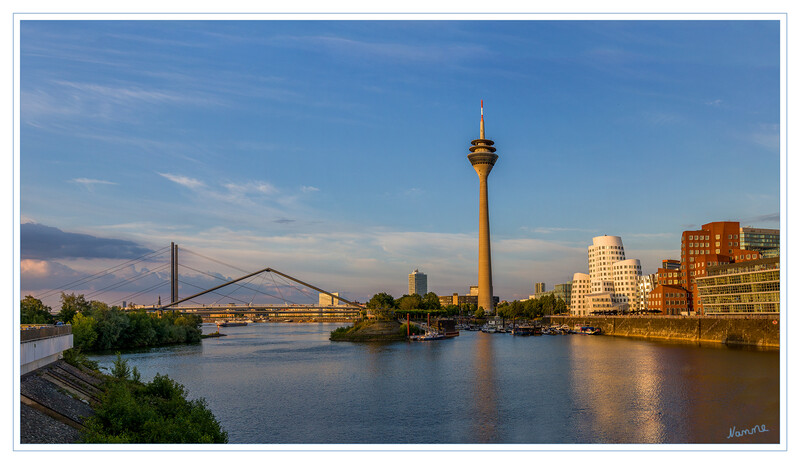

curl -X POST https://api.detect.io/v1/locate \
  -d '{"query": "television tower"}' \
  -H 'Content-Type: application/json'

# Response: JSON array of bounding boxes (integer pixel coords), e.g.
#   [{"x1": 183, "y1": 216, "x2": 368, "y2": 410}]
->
[{"x1": 468, "y1": 101, "x2": 498, "y2": 313}]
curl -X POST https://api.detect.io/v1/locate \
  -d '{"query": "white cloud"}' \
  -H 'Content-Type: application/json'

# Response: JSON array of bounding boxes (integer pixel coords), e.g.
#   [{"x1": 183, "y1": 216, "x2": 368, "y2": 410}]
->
[
  {"x1": 158, "y1": 172, "x2": 205, "y2": 190},
  {"x1": 301, "y1": 186, "x2": 320, "y2": 193}
]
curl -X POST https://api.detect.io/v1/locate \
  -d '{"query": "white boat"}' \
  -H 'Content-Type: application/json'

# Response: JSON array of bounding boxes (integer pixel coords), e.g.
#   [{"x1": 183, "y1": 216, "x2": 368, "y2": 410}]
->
[{"x1": 409, "y1": 331, "x2": 445, "y2": 341}]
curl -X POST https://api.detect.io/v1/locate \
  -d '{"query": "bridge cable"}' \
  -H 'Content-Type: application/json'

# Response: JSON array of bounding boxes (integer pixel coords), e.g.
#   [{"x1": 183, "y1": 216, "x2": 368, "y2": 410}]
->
[
  {"x1": 113, "y1": 281, "x2": 170, "y2": 307},
  {"x1": 179, "y1": 247, "x2": 249, "y2": 274},
  {"x1": 35, "y1": 246, "x2": 170, "y2": 300},
  {"x1": 207, "y1": 272, "x2": 260, "y2": 306},
  {"x1": 177, "y1": 263, "x2": 289, "y2": 302},
  {"x1": 177, "y1": 279, "x2": 256, "y2": 306},
  {"x1": 83, "y1": 263, "x2": 171, "y2": 300}
]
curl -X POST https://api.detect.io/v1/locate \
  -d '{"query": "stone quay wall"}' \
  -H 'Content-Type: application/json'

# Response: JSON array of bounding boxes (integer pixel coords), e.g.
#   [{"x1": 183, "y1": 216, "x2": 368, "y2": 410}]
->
[{"x1": 545, "y1": 315, "x2": 779, "y2": 348}]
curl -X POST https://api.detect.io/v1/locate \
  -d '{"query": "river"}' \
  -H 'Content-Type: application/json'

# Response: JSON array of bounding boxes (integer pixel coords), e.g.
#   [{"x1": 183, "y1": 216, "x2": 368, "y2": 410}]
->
[{"x1": 89, "y1": 322, "x2": 779, "y2": 444}]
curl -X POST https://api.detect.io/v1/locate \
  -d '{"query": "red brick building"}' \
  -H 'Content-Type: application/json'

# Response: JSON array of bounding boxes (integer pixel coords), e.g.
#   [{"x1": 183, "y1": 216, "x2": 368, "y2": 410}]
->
[
  {"x1": 680, "y1": 221, "x2": 761, "y2": 314},
  {"x1": 647, "y1": 284, "x2": 689, "y2": 315}
]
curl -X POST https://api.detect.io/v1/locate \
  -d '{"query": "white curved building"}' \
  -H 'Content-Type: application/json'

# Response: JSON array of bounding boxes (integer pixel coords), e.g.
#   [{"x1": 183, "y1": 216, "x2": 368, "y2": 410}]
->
[
  {"x1": 570, "y1": 235, "x2": 643, "y2": 315},
  {"x1": 570, "y1": 273, "x2": 591, "y2": 316},
  {"x1": 612, "y1": 258, "x2": 642, "y2": 310}
]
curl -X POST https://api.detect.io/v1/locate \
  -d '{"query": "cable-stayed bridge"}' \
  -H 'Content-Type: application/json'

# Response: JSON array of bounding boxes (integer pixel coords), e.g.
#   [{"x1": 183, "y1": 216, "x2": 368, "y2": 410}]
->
[{"x1": 33, "y1": 242, "x2": 363, "y2": 320}]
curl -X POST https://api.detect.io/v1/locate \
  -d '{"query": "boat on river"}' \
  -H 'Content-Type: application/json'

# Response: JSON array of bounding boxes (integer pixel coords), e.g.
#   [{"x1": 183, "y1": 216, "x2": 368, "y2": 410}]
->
[
  {"x1": 511, "y1": 326, "x2": 540, "y2": 336},
  {"x1": 409, "y1": 331, "x2": 445, "y2": 341},
  {"x1": 217, "y1": 321, "x2": 248, "y2": 327}
]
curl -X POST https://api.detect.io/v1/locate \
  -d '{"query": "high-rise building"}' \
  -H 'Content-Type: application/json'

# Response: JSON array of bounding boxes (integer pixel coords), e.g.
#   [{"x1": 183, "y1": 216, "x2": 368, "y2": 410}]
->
[
  {"x1": 740, "y1": 227, "x2": 780, "y2": 258},
  {"x1": 697, "y1": 257, "x2": 779, "y2": 315},
  {"x1": 408, "y1": 269, "x2": 427, "y2": 296},
  {"x1": 468, "y1": 101, "x2": 499, "y2": 313},
  {"x1": 534, "y1": 282, "x2": 546, "y2": 295}
]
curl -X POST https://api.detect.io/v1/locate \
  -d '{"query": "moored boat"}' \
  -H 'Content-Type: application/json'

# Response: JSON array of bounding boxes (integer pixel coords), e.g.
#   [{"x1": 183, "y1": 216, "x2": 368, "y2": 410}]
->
[{"x1": 216, "y1": 320, "x2": 248, "y2": 327}]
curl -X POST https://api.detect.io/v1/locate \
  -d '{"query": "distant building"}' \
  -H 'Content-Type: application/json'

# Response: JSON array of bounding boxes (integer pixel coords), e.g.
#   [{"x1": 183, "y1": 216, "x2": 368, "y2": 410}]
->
[
  {"x1": 697, "y1": 257, "x2": 779, "y2": 315},
  {"x1": 530, "y1": 282, "x2": 572, "y2": 308},
  {"x1": 319, "y1": 292, "x2": 340, "y2": 306},
  {"x1": 408, "y1": 269, "x2": 427, "y2": 296},
  {"x1": 740, "y1": 227, "x2": 779, "y2": 258},
  {"x1": 534, "y1": 282, "x2": 546, "y2": 295},
  {"x1": 439, "y1": 287, "x2": 498, "y2": 309}
]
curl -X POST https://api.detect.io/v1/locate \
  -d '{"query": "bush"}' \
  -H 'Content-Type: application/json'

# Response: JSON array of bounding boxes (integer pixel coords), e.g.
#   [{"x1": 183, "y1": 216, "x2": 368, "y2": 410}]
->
[{"x1": 81, "y1": 372, "x2": 228, "y2": 444}]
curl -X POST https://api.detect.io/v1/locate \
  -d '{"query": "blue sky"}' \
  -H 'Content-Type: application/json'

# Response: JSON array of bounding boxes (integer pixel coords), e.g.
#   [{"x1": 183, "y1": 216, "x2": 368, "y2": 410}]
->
[{"x1": 18, "y1": 19, "x2": 780, "y2": 307}]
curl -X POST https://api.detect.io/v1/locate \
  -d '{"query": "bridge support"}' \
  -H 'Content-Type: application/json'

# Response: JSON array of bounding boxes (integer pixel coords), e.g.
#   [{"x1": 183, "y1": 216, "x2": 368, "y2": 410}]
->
[{"x1": 171, "y1": 242, "x2": 178, "y2": 304}]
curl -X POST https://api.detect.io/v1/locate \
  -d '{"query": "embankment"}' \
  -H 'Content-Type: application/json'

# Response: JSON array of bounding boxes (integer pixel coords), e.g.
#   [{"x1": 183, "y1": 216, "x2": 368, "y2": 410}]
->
[{"x1": 545, "y1": 315, "x2": 779, "y2": 348}]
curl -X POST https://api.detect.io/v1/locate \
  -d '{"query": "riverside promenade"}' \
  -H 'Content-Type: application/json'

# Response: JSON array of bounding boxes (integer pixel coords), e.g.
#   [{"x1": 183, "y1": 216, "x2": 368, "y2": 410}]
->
[{"x1": 545, "y1": 315, "x2": 779, "y2": 348}]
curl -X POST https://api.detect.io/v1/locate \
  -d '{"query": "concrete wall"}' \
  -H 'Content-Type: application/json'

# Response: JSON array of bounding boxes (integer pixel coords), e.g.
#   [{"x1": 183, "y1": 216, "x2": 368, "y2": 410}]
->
[
  {"x1": 21, "y1": 326, "x2": 73, "y2": 375},
  {"x1": 546, "y1": 316, "x2": 779, "y2": 348}
]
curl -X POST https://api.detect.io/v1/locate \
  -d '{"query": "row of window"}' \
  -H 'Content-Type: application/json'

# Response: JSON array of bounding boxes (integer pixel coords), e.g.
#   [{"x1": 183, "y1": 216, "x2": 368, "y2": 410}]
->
[{"x1": 697, "y1": 281, "x2": 780, "y2": 295}]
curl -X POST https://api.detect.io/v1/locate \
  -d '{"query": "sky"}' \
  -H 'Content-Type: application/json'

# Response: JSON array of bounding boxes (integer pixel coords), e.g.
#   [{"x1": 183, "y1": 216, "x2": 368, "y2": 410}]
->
[{"x1": 17, "y1": 19, "x2": 781, "y2": 308}]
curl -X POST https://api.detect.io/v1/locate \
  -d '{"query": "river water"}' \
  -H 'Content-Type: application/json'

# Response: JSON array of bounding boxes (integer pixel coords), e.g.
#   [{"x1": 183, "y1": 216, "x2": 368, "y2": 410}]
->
[{"x1": 89, "y1": 322, "x2": 780, "y2": 445}]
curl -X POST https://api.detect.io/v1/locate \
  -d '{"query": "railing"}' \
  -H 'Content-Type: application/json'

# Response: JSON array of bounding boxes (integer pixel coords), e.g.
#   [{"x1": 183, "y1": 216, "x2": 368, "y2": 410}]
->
[{"x1": 20, "y1": 325, "x2": 72, "y2": 342}]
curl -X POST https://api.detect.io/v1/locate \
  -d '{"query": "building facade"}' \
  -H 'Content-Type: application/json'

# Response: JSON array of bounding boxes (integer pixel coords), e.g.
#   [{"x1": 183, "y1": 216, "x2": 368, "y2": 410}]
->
[
  {"x1": 647, "y1": 285, "x2": 690, "y2": 316},
  {"x1": 534, "y1": 282, "x2": 546, "y2": 295},
  {"x1": 696, "y1": 257, "x2": 779, "y2": 315},
  {"x1": 570, "y1": 235, "x2": 642, "y2": 315},
  {"x1": 740, "y1": 227, "x2": 779, "y2": 258},
  {"x1": 570, "y1": 273, "x2": 591, "y2": 316},
  {"x1": 408, "y1": 269, "x2": 427, "y2": 296},
  {"x1": 318, "y1": 292, "x2": 340, "y2": 306}
]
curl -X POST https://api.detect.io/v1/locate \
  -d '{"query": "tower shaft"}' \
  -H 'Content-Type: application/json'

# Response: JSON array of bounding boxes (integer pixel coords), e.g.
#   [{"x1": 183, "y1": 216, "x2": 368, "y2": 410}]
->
[
  {"x1": 468, "y1": 102, "x2": 498, "y2": 314},
  {"x1": 477, "y1": 174, "x2": 494, "y2": 313}
]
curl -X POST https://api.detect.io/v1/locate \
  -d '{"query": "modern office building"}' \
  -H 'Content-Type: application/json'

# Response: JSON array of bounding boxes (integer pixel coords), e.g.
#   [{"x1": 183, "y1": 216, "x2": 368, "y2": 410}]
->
[
  {"x1": 408, "y1": 269, "x2": 427, "y2": 296},
  {"x1": 467, "y1": 101, "x2": 499, "y2": 313},
  {"x1": 680, "y1": 221, "x2": 763, "y2": 313},
  {"x1": 534, "y1": 282, "x2": 546, "y2": 295},
  {"x1": 530, "y1": 282, "x2": 572, "y2": 307},
  {"x1": 696, "y1": 257, "x2": 779, "y2": 315},
  {"x1": 439, "y1": 288, "x2": 498, "y2": 309},
  {"x1": 740, "y1": 227, "x2": 780, "y2": 258},
  {"x1": 318, "y1": 292, "x2": 340, "y2": 306}
]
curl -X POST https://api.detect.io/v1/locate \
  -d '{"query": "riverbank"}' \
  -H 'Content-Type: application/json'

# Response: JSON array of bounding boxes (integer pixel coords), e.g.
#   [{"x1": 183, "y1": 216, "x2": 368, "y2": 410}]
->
[
  {"x1": 330, "y1": 319, "x2": 417, "y2": 342},
  {"x1": 544, "y1": 315, "x2": 779, "y2": 348}
]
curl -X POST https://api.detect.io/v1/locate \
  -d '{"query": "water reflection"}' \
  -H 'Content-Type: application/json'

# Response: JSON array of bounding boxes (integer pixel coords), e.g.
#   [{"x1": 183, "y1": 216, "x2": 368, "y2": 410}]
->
[
  {"x1": 91, "y1": 324, "x2": 779, "y2": 444},
  {"x1": 470, "y1": 333, "x2": 499, "y2": 442}
]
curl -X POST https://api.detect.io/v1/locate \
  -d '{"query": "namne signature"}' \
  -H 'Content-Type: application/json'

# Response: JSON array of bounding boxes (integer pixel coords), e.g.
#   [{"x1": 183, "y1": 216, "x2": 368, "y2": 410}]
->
[{"x1": 727, "y1": 424, "x2": 769, "y2": 439}]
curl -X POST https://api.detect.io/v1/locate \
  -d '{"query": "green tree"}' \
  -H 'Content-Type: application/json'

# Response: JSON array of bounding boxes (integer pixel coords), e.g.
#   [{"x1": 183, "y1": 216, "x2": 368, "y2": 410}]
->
[
  {"x1": 71, "y1": 312, "x2": 98, "y2": 351},
  {"x1": 397, "y1": 294, "x2": 423, "y2": 311},
  {"x1": 366, "y1": 292, "x2": 396, "y2": 310},
  {"x1": 20, "y1": 295, "x2": 54, "y2": 324},
  {"x1": 474, "y1": 307, "x2": 485, "y2": 319},
  {"x1": 422, "y1": 292, "x2": 441, "y2": 310},
  {"x1": 58, "y1": 292, "x2": 91, "y2": 323}
]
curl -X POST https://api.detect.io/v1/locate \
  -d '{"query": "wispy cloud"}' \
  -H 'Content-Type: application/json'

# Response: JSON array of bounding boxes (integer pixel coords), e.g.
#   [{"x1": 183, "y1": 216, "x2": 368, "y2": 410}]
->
[
  {"x1": 301, "y1": 186, "x2": 320, "y2": 193},
  {"x1": 741, "y1": 213, "x2": 780, "y2": 225},
  {"x1": 70, "y1": 178, "x2": 116, "y2": 191},
  {"x1": 705, "y1": 99, "x2": 723, "y2": 106},
  {"x1": 158, "y1": 172, "x2": 205, "y2": 190}
]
